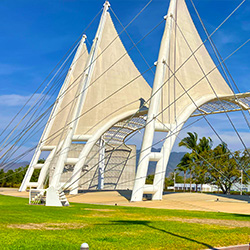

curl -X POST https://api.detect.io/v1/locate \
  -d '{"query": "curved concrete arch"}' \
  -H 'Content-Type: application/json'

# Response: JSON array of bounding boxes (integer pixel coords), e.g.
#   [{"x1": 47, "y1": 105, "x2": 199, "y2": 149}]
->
[
  {"x1": 68, "y1": 108, "x2": 147, "y2": 194},
  {"x1": 151, "y1": 94, "x2": 220, "y2": 200},
  {"x1": 132, "y1": 93, "x2": 238, "y2": 201},
  {"x1": 152, "y1": 91, "x2": 250, "y2": 200}
]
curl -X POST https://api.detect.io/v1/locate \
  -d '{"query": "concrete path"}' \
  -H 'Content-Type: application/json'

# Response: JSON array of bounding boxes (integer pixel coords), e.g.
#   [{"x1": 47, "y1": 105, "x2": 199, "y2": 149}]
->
[
  {"x1": 67, "y1": 191, "x2": 250, "y2": 214},
  {"x1": 1, "y1": 188, "x2": 249, "y2": 214}
]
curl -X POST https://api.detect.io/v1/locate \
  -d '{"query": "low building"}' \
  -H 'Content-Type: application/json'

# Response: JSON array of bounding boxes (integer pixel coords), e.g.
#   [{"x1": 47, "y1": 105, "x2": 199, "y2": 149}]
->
[{"x1": 167, "y1": 183, "x2": 218, "y2": 192}]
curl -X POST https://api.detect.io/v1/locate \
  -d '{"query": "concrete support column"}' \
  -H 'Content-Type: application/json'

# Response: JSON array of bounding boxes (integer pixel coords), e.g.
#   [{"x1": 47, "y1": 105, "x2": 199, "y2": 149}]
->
[{"x1": 131, "y1": 0, "x2": 177, "y2": 202}]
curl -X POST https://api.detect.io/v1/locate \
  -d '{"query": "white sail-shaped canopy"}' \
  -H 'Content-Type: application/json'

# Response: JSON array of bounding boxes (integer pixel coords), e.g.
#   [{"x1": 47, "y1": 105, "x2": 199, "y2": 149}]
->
[
  {"x1": 44, "y1": 40, "x2": 89, "y2": 146},
  {"x1": 75, "y1": 13, "x2": 151, "y2": 135},
  {"x1": 160, "y1": 0, "x2": 233, "y2": 125}
]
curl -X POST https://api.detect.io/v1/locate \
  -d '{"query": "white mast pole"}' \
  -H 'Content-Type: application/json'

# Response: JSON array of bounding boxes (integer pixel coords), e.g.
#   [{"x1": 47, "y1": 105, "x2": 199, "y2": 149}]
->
[
  {"x1": 131, "y1": 0, "x2": 177, "y2": 202},
  {"x1": 50, "y1": 1, "x2": 110, "y2": 190},
  {"x1": 98, "y1": 137, "x2": 105, "y2": 189}
]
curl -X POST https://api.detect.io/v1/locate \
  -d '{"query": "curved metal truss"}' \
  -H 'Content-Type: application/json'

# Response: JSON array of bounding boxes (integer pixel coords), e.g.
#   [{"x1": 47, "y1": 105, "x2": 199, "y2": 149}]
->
[
  {"x1": 103, "y1": 115, "x2": 147, "y2": 145},
  {"x1": 103, "y1": 93, "x2": 250, "y2": 145},
  {"x1": 192, "y1": 92, "x2": 250, "y2": 117}
]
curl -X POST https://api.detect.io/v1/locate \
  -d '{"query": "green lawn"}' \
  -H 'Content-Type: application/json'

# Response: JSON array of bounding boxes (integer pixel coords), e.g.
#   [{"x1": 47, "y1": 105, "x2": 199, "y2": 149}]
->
[{"x1": 0, "y1": 195, "x2": 249, "y2": 249}]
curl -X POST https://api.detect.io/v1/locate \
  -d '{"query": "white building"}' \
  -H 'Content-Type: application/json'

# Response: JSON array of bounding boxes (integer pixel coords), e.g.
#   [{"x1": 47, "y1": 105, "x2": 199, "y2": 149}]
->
[
  {"x1": 168, "y1": 183, "x2": 250, "y2": 193},
  {"x1": 171, "y1": 183, "x2": 216, "y2": 192}
]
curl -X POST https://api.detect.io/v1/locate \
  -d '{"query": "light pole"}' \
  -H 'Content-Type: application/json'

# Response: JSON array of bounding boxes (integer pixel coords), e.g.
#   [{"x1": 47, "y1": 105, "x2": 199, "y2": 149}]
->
[
  {"x1": 173, "y1": 172, "x2": 176, "y2": 192},
  {"x1": 240, "y1": 169, "x2": 243, "y2": 196}
]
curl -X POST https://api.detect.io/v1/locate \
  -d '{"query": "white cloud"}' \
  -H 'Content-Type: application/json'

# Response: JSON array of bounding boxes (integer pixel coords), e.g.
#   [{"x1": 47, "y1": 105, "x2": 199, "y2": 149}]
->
[{"x1": 0, "y1": 93, "x2": 49, "y2": 107}]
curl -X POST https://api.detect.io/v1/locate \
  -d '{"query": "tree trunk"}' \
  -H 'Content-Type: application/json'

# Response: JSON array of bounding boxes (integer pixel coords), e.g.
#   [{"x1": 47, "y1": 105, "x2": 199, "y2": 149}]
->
[{"x1": 190, "y1": 171, "x2": 192, "y2": 193}]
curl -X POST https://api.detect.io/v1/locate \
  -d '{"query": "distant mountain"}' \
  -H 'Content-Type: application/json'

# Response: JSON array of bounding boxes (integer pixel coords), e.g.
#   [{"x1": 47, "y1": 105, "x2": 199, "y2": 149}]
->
[
  {"x1": 3, "y1": 149, "x2": 185, "y2": 176},
  {"x1": 136, "y1": 148, "x2": 186, "y2": 177},
  {"x1": 1, "y1": 161, "x2": 29, "y2": 171}
]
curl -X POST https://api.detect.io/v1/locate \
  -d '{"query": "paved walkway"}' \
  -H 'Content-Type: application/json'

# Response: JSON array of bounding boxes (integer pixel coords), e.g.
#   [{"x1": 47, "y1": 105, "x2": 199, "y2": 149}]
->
[
  {"x1": 68, "y1": 191, "x2": 250, "y2": 214},
  {"x1": 1, "y1": 188, "x2": 249, "y2": 214}
]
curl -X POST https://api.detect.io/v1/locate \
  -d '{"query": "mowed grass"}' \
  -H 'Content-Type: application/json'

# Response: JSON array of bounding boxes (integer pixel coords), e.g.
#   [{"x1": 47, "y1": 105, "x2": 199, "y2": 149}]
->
[{"x1": 0, "y1": 195, "x2": 249, "y2": 249}]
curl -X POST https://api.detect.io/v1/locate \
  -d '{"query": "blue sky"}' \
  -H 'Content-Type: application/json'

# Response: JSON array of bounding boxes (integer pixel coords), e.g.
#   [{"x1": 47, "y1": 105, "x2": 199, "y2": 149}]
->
[{"x1": 0, "y1": 0, "x2": 249, "y2": 161}]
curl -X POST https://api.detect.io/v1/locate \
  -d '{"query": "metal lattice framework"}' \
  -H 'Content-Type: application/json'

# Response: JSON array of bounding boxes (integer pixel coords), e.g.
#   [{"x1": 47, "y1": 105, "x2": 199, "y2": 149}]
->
[
  {"x1": 192, "y1": 93, "x2": 250, "y2": 117},
  {"x1": 103, "y1": 92, "x2": 250, "y2": 147},
  {"x1": 103, "y1": 115, "x2": 147, "y2": 145}
]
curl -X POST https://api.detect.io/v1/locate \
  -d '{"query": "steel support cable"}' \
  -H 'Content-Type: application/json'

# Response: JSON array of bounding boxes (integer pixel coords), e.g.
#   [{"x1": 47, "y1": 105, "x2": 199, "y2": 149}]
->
[
  {"x1": 0, "y1": 46, "x2": 82, "y2": 152},
  {"x1": 60, "y1": 37, "x2": 250, "y2": 192},
  {"x1": 0, "y1": 45, "x2": 76, "y2": 141},
  {"x1": 173, "y1": 17, "x2": 250, "y2": 159},
  {"x1": 1, "y1": 65, "x2": 72, "y2": 161},
  {"x1": 0, "y1": 7, "x2": 103, "y2": 149},
  {"x1": 0, "y1": 84, "x2": 62, "y2": 167},
  {"x1": 0, "y1": 43, "x2": 79, "y2": 150},
  {"x1": 0, "y1": 116, "x2": 52, "y2": 171},
  {"x1": 0, "y1": 39, "x2": 90, "y2": 161},
  {"x1": 0, "y1": 67, "x2": 69, "y2": 156},
  {"x1": 189, "y1": 0, "x2": 250, "y2": 129},
  {"x1": 0, "y1": 109, "x2": 53, "y2": 170},
  {"x1": 110, "y1": 7, "x2": 155, "y2": 76},
  {"x1": 0, "y1": 105, "x2": 54, "y2": 167},
  {"x1": 170, "y1": 19, "x2": 250, "y2": 177},
  {"x1": 0, "y1": 68, "x2": 69, "y2": 162},
  {"x1": 0, "y1": 46, "x2": 88, "y2": 158},
  {"x1": 1, "y1": 55, "x2": 74, "y2": 158}
]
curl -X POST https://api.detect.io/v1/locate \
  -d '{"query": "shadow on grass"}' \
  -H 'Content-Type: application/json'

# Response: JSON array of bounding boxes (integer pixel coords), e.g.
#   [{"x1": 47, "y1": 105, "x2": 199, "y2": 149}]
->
[{"x1": 109, "y1": 220, "x2": 218, "y2": 250}]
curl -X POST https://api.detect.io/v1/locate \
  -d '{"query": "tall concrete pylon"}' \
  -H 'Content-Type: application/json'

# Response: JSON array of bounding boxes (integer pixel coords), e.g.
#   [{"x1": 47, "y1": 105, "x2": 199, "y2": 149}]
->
[
  {"x1": 19, "y1": 34, "x2": 89, "y2": 192},
  {"x1": 131, "y1": 0, "x2": 234, "y2": 202}
]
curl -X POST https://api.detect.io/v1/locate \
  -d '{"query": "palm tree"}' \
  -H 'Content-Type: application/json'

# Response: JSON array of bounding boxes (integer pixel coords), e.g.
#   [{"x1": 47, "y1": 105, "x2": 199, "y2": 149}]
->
[
  {"x1": 179, "y1": 132, "x2": 198, "y2": 151},
  {"x1": 178, "y1": 132, "x2": 212, "y2": 192},
  {"x1": 198, "y1": 137, "x2": 213, "y2": 152},
  {"x1": 179, "y1": 132, "x2": 198, "y2": 192},
  {"x1": 177, "y1": 153, "x2": 191, "y2": 192}
]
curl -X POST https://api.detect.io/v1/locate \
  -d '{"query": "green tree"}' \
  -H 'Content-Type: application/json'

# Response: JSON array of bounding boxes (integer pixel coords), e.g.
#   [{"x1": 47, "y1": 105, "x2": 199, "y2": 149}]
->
[
  {"x1": 176, "y1": 153, "x2": 191, "y2": 192},
  {"x1": 179, "y1": 133, "x2": 212, "y2": 191},
  {"x1": 179, "y1": 132, "x2": 198, "y2": 191},
  {"x1": 208, "y1": 144, "x2": 244, "y2": 194}
]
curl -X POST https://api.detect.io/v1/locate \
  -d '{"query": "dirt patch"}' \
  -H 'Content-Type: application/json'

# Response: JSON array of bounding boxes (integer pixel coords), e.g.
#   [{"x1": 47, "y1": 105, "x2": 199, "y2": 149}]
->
[
  {"x1": 81, "y1": 213, "x2": 113, "y2": 218},
  {"x1": 83, "y1": 208, "x2": 115, "y2": 212},
  {"x1": 7, "y1": 222, "x2": 87, "y2": 230}
]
